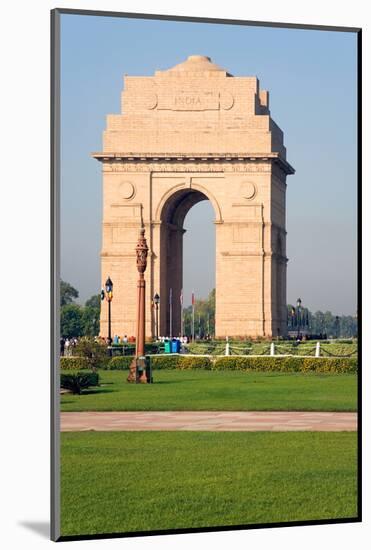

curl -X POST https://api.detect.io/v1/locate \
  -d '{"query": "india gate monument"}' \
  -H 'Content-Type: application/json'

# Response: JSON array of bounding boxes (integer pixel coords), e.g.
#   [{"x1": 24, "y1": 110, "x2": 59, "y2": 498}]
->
[{"x1": 93, "y1": 55, "x2": 295, "y2": 339}]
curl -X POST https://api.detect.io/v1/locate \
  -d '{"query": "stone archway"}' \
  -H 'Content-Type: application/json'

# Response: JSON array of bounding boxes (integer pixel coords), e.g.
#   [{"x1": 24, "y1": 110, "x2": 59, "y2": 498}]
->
[
  {"x1": 93, "y1": 55, "x2": 294, "y2": 339},
  {"x1": 157, "y1": 187, "x2": 217, "y2": 337}
]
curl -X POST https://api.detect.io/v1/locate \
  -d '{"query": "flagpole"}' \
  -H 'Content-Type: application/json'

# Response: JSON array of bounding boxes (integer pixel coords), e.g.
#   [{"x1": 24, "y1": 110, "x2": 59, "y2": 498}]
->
[
  {"x1": 169, "y1": 288, "x2": 173, "y2": 339},
  {"x1": 180, "y1": 289, "x2": 183, "y2": 337},
  {"x1": 192, "y1": 291, "x2": 195, "y2": 342}
]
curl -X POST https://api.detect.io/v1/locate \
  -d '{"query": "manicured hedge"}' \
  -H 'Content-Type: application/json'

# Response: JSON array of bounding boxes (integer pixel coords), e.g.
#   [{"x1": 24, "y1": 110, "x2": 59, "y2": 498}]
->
[
  {"x1": 104, "y1": 356, "x2": 133, "y2": 370},
  {"x1": 60, "y1": 357, "x2": 91, "y2": 370},
  {"x1": 212, "y1": 356, "x2": 357, "y2": 373},
  {"x1": 150, "y1": 355, "x2": 212, "y2": 370},
  {"x1": 101, "y1": 355, "x2": 212, "y2": 370},
  {"x1": 85, "y1": 353, "x2": 357, "y2": 373}
]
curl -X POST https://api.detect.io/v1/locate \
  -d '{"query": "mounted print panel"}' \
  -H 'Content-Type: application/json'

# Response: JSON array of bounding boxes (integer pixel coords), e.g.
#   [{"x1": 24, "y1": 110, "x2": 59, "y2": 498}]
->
[{"x1": 51, "y1": 8, "x2": 360, "y2": 542}]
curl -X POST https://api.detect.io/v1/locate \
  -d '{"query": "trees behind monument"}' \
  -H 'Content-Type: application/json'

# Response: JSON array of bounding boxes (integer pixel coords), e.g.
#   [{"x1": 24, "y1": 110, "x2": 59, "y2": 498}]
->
[{"x1": 59, "y1": 280, "x2": 357, "y2": 339}]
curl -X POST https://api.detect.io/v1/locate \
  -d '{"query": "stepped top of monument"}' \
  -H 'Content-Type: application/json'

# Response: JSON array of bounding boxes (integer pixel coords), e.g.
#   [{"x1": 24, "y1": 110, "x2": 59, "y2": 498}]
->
[
  {"x1": 155, "y1": 55, "x2": 232, "y2": 77},
  {"x1": 92, "y1": 55, "x2": 295, "y2": 174}
]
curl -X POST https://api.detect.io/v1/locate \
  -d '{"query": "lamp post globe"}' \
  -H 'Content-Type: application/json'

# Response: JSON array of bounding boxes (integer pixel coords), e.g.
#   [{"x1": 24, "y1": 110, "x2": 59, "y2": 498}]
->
[
  {"x1": 105, "y1": 276, "x2": 113, "y2": 294},
  {"x1": 153, "y1": 293, "x2": 160, "y2": 340},
  {"x1": 296, "y1": 298, "x2": 302, "y2": 339}
]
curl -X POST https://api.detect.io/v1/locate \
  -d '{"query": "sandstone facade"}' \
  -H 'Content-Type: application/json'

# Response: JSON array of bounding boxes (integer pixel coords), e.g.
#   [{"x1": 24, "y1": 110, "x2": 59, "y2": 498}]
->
[{"x1": 93, "y1": 55, "x2": 294, "y2": 338}]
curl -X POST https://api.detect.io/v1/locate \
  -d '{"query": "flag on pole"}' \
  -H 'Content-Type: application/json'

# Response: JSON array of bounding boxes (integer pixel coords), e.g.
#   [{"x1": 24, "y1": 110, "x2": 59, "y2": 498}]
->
[
  {"x1": 191, "y1": 291, "x2": 195, "y2": 341},
  {"x1": 169, "y1": 288, "x2": 173, "y2": 339},
  {"x1": 180, "y1": 289, "x2": 184, "y2": 337}
]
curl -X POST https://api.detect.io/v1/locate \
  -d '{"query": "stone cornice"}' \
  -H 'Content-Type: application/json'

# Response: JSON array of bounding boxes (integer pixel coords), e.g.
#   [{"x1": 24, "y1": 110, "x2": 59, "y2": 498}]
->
[{"x1": 92, "y1": 151, "x2": 295, "y2": 175}]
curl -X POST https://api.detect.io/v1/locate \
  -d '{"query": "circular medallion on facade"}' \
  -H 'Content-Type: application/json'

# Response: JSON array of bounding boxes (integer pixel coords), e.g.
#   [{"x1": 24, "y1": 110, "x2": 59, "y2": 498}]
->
[
  {"x1": 144, "y1": 93, "x2": 158, "y2": 110},
  {"x1": 242, "y1": 181, "x2": 257, "y2": 200},
  {"x1": 120, "y1": 181, "x2": 135, "y2": 200},
  {"x1": 219, "y1": 92, "x2": 234, "y2": 110}
]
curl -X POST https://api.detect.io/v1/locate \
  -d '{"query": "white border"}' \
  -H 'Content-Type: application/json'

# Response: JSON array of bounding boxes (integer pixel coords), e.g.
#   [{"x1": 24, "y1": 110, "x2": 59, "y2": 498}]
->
[{"x1": 1, "y1": 1, "x2": 369, "y2": 549}]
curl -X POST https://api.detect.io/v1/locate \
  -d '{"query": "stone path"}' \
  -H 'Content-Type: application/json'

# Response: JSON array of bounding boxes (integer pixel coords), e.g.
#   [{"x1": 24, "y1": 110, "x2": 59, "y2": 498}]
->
[{"x1": 61, "y1": 411, "x2": 357, "y2": 432}]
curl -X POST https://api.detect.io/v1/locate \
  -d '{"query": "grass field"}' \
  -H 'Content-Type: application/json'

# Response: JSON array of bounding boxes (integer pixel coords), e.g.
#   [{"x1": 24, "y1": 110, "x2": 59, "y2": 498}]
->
[
  {"x1": 60, "y1": 431, "x2": 358, "y2": 536},
  {"x1": 60, "y1": 370, "x2": 357, "y2": 412}
]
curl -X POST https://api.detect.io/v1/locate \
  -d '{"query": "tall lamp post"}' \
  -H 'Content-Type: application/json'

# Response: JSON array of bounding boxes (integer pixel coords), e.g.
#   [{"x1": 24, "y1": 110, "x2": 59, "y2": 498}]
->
[
  {"x1": 288, "y1": 297, "x2": 309, "y2": 339},
  {"x1": 153, "y1": 293, "x2": 160, "y2": 340},
  {"x1": 105, "y1": 276, "x2": 113, "y2": 346},
  {"x1": 128, "y1": 226, "x2": 149, "y2": 383},
  {"x1": 295, "y1": 297, "x2": 309, "y2": 339},
  {"x1": 296, "y1": 297, "x2": 302, "y2": 339}
]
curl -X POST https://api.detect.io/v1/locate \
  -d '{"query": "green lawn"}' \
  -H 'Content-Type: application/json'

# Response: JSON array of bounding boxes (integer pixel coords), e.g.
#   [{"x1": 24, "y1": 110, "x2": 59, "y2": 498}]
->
[
  {"x1": 61, "y1": 431, "x2": 358, "y2": 537},
  {"x1": 60, "y1": 370, "x2": 357, "y2": 412}
]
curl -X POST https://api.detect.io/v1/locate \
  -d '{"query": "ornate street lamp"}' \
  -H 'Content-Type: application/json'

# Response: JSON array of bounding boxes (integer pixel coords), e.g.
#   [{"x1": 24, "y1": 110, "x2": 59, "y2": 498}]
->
[
  {"x1": 153, "y1": 293, "x2": 160, "y2": 340},
  {"x1": 128, "y1": 226, "x2": 149, "y2": 383},
  {"x1": 288, "y1": 297, "x2": 309, "y2": 339},
  {"x1": 296, "y1": 298, "x2": 301, "y2": 338},
  {"x1": 105, "y1": 276, "x2": 113, "y2": 346}
]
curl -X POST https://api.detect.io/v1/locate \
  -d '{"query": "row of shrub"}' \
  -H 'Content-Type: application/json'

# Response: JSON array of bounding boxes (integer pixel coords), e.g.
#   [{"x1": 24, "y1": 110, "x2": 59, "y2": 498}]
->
[
  {"x1": 186, "y1": 341, "x2": 357, "y2": 357},
  {"x1": 60, "y1": 356, "x2": 95, "y2": 370},
  {"x1": 211, "y1": 356, "x2": 357, "y2": 373},
  {"x1": 60, "y1": 353, "x2": 357, "y2": 373}
]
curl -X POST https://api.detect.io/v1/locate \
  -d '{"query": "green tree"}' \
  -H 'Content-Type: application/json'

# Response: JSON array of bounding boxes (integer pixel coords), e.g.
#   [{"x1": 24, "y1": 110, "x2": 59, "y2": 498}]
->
[
  {"x1": 60, "y1": 280, "x2": 79, "y2": 306},
  {"x1": 183, "y1": 289, "x2": 215, "y2": 338},
  {"x1": 82, "y1": 294, "x2": 101, "y2": 336},
  {"x1": 74, "y1": 337, "x2": 107, "y2": 369},
  {"x1": 82, "y1": 306, "x2": 100, "y2": 336},
  {"x1": 60, "y1": 304, "x2": 83, "y2": 338},
  {"x1": 85, "y1": 294, "x2": 100, "y2": 309}
]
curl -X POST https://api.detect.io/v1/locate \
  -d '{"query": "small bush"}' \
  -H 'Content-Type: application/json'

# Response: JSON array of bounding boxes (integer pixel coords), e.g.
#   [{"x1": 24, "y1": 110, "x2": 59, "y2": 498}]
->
[
  {"x1": 212, "y1": 356, "x2": 357, "y2": 373},
  {"x1": 60, "y1": 371, "x2": 100, "y2": 394},
  {"x1": 74, "y1": 337, "x2": 109, "y2": 369},
  {"x1": 60, "y1": 357, "x2": 91, "y2": 370}
]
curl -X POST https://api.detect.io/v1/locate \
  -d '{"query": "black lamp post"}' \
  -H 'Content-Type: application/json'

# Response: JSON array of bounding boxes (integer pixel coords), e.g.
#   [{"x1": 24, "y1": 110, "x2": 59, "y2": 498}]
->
[
  {"x1": 296, "y1": 298, "x2": 302, "y2": 339},
  {"x1": 105, "y1": 276, "x2": 113, "y2": 346},
  {"x1": 288, "y1": 297, "x2": 309, "y2": 339},
  {"x1": 153, "y1": 293, "x2": 160, "y2": 340}
]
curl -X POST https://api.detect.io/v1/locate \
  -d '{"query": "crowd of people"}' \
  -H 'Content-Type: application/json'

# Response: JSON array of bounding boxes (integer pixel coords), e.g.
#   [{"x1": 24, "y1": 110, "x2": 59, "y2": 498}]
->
[
  {"x1": 60, "y1": 337, "x2": 79, "y2": 356},
  {"x1": 60, "y1": 333, "x2": 206, "y2": 356}
]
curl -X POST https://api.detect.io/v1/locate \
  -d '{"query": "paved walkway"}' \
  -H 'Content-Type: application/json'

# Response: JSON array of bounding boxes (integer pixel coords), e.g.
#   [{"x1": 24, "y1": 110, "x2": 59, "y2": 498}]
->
[{"x1": 61, "y1": 411, "x2": 357, "y2": 432}]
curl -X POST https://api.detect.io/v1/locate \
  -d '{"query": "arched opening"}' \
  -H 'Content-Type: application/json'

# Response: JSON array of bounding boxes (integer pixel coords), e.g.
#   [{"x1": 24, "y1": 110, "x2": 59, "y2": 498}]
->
[
  {"x1": 183, "y1": 201, "x2": 215, "y2": 338},
  {"x1": 159, "y1": 188, "x2": 216, "y2": 338}
]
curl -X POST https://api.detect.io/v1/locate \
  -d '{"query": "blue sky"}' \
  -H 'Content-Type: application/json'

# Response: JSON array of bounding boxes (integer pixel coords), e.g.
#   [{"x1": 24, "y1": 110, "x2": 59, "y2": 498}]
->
[{"x1": 60, "y1": 14, "x2": 357, "y2": 315}]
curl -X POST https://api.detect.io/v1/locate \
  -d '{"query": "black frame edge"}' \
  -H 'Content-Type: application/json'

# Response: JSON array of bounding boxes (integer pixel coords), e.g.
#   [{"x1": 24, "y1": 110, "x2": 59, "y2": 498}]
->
[
  {"x1": 51, "y1": 7, "x2": 61, "y2": 543},
  {"x1": 54, "y1": 7, "x2": 361, "y2": 33},
  {"x1": 356, "y1": 27, "x2": 362, "y2": 523},
  {"x1": 57, "y1": 517, "x2": 361, "y2": 542}
]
